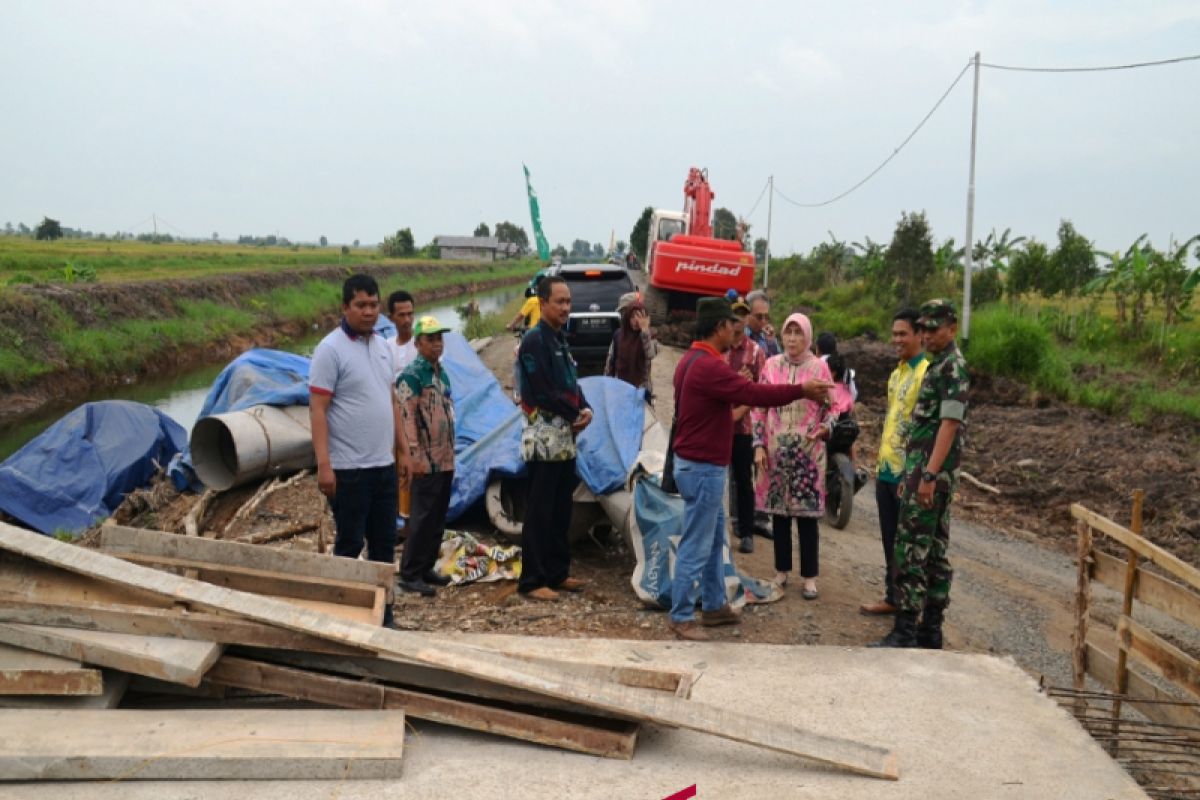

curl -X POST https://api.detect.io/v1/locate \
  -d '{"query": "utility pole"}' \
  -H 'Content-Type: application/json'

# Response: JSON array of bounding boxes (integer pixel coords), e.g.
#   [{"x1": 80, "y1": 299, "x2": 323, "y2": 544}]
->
[
  {"x1": 152, "y1": 213, "x2": 158, "y2": 242},
  {"x1": 961, "y1": 52, "x2": 981, "y2": 350},
  {"x1": 764, "y1": 175, "x2": 774, "y2": 290}
]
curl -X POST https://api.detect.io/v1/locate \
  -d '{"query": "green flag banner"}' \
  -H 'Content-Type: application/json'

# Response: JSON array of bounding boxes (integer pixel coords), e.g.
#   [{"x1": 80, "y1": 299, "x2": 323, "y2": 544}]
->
[{"x1": 523, "y1": 163, "x2": 551, "y2": 260}]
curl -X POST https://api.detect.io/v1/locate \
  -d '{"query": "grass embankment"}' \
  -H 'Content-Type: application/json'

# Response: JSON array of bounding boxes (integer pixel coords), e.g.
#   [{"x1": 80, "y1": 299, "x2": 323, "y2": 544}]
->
[
  {"x1": 774, "y1": 282, "x2": 1200, "y2": 425},
  {"x1": 0, "y1": 240, "x2": 537, "y2": 390},
  {"x1": 0, "y1": 238, "x2": 441, "y2": 283}
]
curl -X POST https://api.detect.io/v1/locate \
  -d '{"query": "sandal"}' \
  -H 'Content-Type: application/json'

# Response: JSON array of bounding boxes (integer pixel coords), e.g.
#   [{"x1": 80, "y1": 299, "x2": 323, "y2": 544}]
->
[
  {"x1": 773, "y1": 572, "x2": 789, "y2": 587},
  {"x1": 801, "y1": 583, "x2": 819, "y2": 600}
]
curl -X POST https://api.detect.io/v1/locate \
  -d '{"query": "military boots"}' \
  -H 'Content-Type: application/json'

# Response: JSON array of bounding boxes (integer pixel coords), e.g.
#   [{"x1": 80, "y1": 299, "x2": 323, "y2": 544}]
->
[
  {"x1": 917, "y1": 606, "x2": 945, "y2": 649},
  {"x1": 870, "y1": 610, "x2": 919, "y2": 648}
]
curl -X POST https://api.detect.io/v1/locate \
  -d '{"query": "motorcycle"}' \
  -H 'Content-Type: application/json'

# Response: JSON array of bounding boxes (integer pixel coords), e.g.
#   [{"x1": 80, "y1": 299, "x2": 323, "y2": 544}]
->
[{"x1": 825, "y1": 415, "x2": 868, "y2": 529}]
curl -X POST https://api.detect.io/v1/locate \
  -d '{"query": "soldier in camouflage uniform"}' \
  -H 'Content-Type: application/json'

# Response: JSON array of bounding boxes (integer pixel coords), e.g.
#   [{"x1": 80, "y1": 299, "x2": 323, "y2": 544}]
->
[{"x1": 873, "y1": 299, "x2": 969, "y2": 649}]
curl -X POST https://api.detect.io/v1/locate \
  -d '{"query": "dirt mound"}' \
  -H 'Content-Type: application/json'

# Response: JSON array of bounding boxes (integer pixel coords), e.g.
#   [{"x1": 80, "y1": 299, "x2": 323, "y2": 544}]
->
[{"x1": 838, "y1": 334, "x2": 1199, "y2": 563}]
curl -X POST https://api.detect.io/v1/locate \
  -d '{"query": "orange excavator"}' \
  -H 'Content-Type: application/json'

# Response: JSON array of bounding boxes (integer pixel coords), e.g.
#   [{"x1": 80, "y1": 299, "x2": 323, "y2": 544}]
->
[{"x1": 641, "y1": 167, "x2": 756, "y2": 323}]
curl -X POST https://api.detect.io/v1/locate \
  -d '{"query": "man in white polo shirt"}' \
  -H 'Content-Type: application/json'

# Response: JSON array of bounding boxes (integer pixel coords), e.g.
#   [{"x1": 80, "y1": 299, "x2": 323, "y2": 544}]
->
[
  {"x1": 310, "y1": 274, "x2": 410, "y2": 627},
  {"x1": 385, "y1": 289, "x2": 417, "y2": 380}
]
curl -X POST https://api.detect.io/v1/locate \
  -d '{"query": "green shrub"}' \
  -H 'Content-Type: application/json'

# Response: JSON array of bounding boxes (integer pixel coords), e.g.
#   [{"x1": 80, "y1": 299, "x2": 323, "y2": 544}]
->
[{"x1": 968, "y1": 306, "x2": 1055, "y2": 382}]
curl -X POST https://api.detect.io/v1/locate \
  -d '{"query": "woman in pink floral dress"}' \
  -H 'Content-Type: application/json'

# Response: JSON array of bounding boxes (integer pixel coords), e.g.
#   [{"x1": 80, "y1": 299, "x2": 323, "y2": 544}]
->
[{"x1": 752, "y1": 312, "x2": 834, "y2": 599}]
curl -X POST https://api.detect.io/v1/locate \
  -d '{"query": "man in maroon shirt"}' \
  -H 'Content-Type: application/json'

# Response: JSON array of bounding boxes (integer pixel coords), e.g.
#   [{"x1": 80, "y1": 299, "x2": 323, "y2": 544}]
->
[{"x1": 668, "y1": 297, "x2": 832, "y2": 641}]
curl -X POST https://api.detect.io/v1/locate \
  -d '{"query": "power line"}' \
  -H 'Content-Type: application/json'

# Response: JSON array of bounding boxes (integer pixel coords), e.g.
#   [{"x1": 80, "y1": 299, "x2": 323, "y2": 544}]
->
[
  {"x1": 742, "y1": 178, "x2": 771, "y2": 220},
  {"x1": 774, "y1": 59, "x2": 973, "y2": 208},
  {"x1": 981, "y1": 52, "x2": 1200, "y2": 73}
]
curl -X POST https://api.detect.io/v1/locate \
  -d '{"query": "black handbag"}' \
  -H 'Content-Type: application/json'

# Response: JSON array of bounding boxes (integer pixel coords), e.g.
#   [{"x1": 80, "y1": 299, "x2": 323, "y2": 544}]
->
[{"x1": 661, "y1": 350, "x2": 703, "y2": 494}]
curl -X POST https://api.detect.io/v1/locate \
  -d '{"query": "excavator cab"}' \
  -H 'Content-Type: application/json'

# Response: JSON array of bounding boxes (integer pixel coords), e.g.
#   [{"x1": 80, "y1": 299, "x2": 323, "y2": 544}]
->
[{"x1": 641, "y1": 169, "x2": 755, "y2": 324}]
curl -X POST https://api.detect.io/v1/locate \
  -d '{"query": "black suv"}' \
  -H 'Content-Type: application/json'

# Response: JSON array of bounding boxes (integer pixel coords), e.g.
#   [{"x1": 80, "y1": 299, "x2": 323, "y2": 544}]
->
[{"x1": 555, "y1": 264, "x2": 636, "y2": 366}]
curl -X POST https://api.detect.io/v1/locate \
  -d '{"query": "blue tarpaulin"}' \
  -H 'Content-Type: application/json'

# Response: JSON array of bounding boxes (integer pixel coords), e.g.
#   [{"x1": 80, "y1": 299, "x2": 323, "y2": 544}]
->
[
  {"x1": 441, "y1": 332, "x2": 645, "y2": 518},
  {"x1": 0, "y1": 400, "x2": 187, "y2": 535},
  {"x1": 628, "y1": 477, "x2": 778, "y2": 609},
  {"x1": 172, "y1": 336, "x2": 646, "y2": 521}
]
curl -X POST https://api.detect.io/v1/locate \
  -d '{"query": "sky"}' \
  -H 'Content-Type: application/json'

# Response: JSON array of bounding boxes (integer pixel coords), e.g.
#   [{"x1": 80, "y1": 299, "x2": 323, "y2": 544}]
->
[{"x1": 2, "y1": 0, "x2": 1198, "y2": 256}]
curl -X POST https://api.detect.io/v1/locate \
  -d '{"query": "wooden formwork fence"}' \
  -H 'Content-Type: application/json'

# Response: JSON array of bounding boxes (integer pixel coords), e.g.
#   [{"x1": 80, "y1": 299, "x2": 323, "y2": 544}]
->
[{"x1": 1068, "y1": 494, "x2": 1200, "y2": 796}]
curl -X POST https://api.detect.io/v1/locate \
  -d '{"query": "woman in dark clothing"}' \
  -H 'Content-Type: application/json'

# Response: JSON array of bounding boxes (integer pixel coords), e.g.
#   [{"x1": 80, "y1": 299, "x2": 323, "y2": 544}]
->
[{"x1": 604, "y1": 292, "x2": 659, "y2": 399}]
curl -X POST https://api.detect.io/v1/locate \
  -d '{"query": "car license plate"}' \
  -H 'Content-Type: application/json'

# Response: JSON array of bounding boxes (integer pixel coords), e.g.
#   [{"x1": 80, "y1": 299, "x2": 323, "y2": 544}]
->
[{"x1": 580, "y1": 318, "x2": 609, "y2": 330}]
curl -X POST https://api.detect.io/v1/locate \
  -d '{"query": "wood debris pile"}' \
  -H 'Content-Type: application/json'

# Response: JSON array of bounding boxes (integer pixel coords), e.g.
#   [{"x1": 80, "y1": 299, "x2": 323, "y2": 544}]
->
[{"x1": 0, "y1": 520, "x2": 898, "y2": 783}]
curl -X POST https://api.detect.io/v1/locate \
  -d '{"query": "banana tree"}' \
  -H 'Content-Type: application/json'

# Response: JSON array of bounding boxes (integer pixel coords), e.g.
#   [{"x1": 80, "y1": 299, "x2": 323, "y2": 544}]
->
[
  {"x1": 1151, "y1": 234, "x2": 1200, "y2": 326},
  {"x1": 1085, "y1": 234, "x2": 1152, "y2": 331}
]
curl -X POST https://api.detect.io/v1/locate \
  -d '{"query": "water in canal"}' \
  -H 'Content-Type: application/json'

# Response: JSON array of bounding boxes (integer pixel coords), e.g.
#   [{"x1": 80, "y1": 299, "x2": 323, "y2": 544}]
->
[{"x1": 0, "y1": 285, "x2": 524, "y2": 461}]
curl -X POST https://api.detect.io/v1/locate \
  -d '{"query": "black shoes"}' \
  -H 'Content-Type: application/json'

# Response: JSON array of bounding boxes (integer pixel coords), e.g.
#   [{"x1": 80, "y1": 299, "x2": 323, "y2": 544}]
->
[
  {"x1": 870, "y1": 611, "x2": 919, "y2": 648},
  {"x1": 739, "y1": 535, "x2": 755, "y2": 553},
  {"x1": 917, "y1": 606, "x2": 944, "y2": 649},
  {"x1": 423, "y1": 571, "x2": 452, "y2": 587},
  {"x1": 398, "y1": 578, "x2": 436, "y2": 597}
]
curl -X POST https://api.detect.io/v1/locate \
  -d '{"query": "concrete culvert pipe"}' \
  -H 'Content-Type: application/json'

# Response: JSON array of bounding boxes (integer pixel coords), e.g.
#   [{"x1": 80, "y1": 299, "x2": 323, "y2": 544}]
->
[{"x1": 190, "y1": 405, "x2": 315, "y2": 490}]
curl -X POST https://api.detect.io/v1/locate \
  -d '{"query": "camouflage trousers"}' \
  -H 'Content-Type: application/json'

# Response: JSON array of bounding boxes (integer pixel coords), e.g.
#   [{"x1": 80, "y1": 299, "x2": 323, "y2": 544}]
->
[{"x1": 893, "y1": 484, "x2": 954, "y2": 614}]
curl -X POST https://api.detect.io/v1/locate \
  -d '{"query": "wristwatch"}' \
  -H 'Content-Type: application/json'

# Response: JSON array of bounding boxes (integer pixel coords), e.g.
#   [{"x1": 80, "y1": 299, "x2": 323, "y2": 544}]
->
[{"x1": 921, "y1": 470, "x2": 937, "y2": 483}]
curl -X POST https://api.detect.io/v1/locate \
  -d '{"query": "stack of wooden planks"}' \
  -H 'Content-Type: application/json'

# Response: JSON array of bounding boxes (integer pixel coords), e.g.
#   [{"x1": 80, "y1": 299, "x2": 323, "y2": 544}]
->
[{"x1": 0, "y1": 520, "x2": 899, "y2": 782}]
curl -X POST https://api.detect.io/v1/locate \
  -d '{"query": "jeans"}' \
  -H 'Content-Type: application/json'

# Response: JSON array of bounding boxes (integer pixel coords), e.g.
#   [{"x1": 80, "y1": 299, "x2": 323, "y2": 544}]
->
[{"x1": 670, "y1": 456, "x2": 730, "y2": 623}]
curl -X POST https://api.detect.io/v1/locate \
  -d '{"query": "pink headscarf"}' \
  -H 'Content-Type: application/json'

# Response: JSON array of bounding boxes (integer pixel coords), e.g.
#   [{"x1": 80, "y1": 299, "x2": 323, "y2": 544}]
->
[{"x1": 780, "y1": 312, "x2": 815, "y2": 364}]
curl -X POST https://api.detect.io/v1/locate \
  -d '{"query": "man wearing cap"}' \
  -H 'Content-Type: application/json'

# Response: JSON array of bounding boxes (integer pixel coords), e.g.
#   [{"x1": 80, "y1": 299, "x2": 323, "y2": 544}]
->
[
  {"x1": 516, "y1": 275, "x2": 593, "y2": 601},
  {"x1": 873, "y1": 299, "x2": 969, "y2": 649},
  {"x1": 309, "y1": 274, "x2": 410, "y2": 627},
  {"x1": 726, "y1": 298, "x2": 766, "y2": 554},
  {"x1": 395, "y1": 316, "x2": 457, "y2": 597},
  {"x1": 667, "y1": 297, "x2": 832, "y2": 641}
]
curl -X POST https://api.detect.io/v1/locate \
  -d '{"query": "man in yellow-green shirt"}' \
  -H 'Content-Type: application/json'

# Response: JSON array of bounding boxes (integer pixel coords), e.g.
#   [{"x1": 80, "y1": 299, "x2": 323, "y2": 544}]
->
[{"x1": 861, "y1": 308, "x2": 928, "y2": 615}]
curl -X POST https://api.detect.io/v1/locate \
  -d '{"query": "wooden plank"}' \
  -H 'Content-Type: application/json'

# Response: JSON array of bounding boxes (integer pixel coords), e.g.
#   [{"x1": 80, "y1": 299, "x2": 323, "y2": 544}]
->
[
  {"x1": 0, "y1": 599, "x2": 370, "y2": 656},
  {"x1": 1072, "y1": 519, "x2": 1091, "y2": 704},
  {"x1": 102, "y1": 525, "x2": 394, "y2": 588},
  {"x1": 253, "y1": 648, "x2": 671, "y2": 720},
  {"x1": 0, "y1": 669, "x2": 128, "y2": 709},
  {"x1": 1117, "y1": 616, "x2": 1200, "y2": 700},
  {"x1": 114, "y1": 553, "x2": 380, "y2": 608},
  {"x1": 1085, "y1": 642, "x2": 1199, "y2": 733},
  {"x1": 1091, "y1": 550, "x2": 1200, "y2": 629},
  {"x1": 0, "y1": 624, "x2": 219, "y2": 687},
  {"x1": 208, "y1": 656, "x2": 639, "y2": 759},
  {"x1": 0, "y1": 642, "x2": 102, "y2": 695},
  {"x1": 0, "y1": 522, "x2": 899, "y2": 780},
  {"x1": 1072, "y1": 504, "x2": 1200, "y2": 592},
  {"x1": 0, "y1": 553, "x2": 173, "y2": 609},
  {"x1": 0, "y1": 708, "x2": 405, "y2": 780}
]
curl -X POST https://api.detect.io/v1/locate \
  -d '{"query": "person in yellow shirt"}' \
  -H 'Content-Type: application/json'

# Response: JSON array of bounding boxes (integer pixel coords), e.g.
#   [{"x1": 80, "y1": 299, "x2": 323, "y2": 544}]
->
[
  {"x1": 507, "y1": 274, "x2": 547, "y2": 332},
  {"x1": 861, "y1": 308, "x2": 928, "y2": 615}
]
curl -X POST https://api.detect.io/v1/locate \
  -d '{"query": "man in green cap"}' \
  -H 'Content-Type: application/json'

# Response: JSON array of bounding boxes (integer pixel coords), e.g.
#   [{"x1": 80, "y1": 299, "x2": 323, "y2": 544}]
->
[
  {"x1": 396, "y1": 315, "x2": 456, "y2": 597},
  {"x1": 874, "y1": 299, "x2": 969, "y2": 648},
  {"x1": 667, "y1": 296, "x2": 832, "y2": 641}
]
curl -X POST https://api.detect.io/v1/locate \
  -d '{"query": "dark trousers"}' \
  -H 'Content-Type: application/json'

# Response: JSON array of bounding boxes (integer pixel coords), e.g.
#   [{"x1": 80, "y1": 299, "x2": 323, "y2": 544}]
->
[
  {"x1": 729, "y1": 434, "x2": 756, "y2": 536},
  {"x1": 400, "y1": 471, "x2": 454, "y2": 582},
  {"x1": 772, "y1": 515, "x2": 819, "y2": 578},
  {"x1": 519, "y1": 459, "x2": 577, "y2": 593},
  {"x1": 330, "y1": 465, "x2": 398, "y2": 563},
  {"x1": 875, "y1": 479, "x2": 901, "y2": 605}
]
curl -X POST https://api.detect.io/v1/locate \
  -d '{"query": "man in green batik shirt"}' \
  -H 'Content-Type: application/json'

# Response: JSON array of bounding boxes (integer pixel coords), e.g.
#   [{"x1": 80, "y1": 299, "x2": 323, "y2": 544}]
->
[{"x1": 873, "y1": 299, "x2": 969, "y2": 649}]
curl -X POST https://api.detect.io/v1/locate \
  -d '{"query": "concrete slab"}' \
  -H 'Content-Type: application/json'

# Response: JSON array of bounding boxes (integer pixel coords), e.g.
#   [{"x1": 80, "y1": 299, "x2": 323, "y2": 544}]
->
[{"x1": 0, "y1": 636, "x2": 1146, "y2": 799}]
